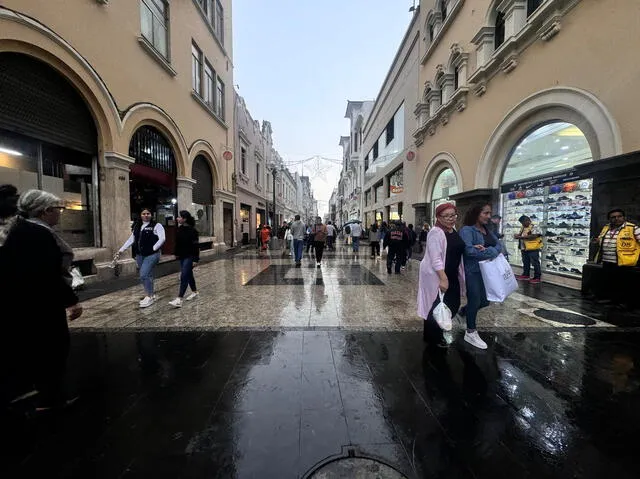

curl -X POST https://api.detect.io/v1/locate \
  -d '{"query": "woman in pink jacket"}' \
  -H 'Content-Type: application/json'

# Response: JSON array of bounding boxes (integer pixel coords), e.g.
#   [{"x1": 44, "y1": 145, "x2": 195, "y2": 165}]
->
[{"x1": 417, "y1": 203, "x2": 466, "y2": 347}]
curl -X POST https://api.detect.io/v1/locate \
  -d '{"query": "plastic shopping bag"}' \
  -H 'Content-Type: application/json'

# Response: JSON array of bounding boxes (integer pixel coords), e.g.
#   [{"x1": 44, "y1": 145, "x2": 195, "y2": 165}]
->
[
  {"x1": 479, "y1": 253, "x2": 518, "y2": 302},
  {"x1": 433, "y1": 291, "x2": 452, "y2": 331},
  {"x1": 70, "y1": 266, "x2": 85, "y2": 290}
]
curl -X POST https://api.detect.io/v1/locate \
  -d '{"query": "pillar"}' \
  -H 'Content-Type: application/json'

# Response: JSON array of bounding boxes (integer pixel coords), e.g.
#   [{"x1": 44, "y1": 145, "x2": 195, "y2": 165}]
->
[
  {"x1": 499, "y1": 0, "x2": 528, "y2": 38},
  {"x1": 177, "y1": 176, "x2": 197, "y2": 215},
  {"x1": 101, "y1": 152, "x2": 134, "y2": 256},
  {"x1": 472, "y1": 26, "x2": 495, "y2": 68}
]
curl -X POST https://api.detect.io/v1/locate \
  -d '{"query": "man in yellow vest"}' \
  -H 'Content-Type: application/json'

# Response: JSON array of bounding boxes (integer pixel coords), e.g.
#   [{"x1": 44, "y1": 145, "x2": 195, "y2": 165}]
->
[
  {"x1": 593, "y1": 208, "x2": 640, "y2": 308},
  {"x1": 514, "y1": 215, "x2": 543, "y2": 284}
]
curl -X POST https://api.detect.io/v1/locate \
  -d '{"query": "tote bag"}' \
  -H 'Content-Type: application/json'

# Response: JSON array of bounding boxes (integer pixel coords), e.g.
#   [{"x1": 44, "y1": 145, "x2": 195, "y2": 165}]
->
[{"x1": 479, "y1": 253, "x2": 518, "y2": 302}]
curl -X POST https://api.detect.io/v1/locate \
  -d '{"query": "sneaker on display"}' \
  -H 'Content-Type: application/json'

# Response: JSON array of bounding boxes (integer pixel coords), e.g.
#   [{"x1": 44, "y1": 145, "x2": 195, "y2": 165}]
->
[
  {"x1": 139, "y1": 296, "x2": 155, "y2": 308},
  {"x1": 169, "y1": 298, "x2": 183, "y2": 308},
  {"x1": 464, "y1": 331, "x2": 488, "y2": 350},
  {"x1": 185, "y1": 292, "x2": 199, "y2": 301}
]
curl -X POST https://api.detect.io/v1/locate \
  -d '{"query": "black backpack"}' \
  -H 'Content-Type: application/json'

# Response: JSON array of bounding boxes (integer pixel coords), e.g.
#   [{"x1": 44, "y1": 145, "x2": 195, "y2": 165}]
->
[{"x1": 345, "y1": 225, "x2": 351, "y2": 234}]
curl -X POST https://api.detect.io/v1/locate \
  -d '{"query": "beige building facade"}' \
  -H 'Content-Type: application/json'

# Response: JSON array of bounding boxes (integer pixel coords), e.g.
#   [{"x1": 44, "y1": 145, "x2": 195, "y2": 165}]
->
[
  {"x1": 0, "y1": 0, "x2": 235, "y2": 279},
  {"x1": 411, "y1": 0, "x2": 640, "y2": 287}
]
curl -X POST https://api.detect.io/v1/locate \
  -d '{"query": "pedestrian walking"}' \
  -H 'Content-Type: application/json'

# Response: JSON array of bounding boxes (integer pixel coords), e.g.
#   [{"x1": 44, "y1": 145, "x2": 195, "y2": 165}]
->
[
  {"x1": 386, "y1": 221, "x2": 409, "y2": 274},
  {"x1": 419, "y1": 223, "x2": 430, "y2": 255},
  {"x1": 312, "y1": 216, "x2": 328, "y2": 268},
  {"x1": 290, "y1": 214, "x2": 306, "y2": 267},
  {"x1": 405, "y1": 223, "x2": 417, "y2": 266},
  {"x1": 169, "y1": 211, "x2": 200, "y2": 308},
  {"x1": 326, "y1": 221, "x2": 336, "y2": 251},
  {"x1": 418, "y1": 203, "x2": 465, "y2": 348},
  {"x1": 350, "y1": 221, "x2": 363, "y2": 253},
  {"x1": 514, "y1": 215, "x2": 542, "y2": 283},
  {"x1": 459, "y1": 203, "x2": 503, "y2": 350},
  {"x1": 0, "y1": 189, "x2": 83, "y2": 412},
  {"x1": 369, "y1": 221, "x2": 381, "y2": 258},
  {"x1": 116, "y1": 207, "x2": 166, "y2": 308},
  {"x1": 260, "y1": 224, "x2": 271, "y2": 253}
]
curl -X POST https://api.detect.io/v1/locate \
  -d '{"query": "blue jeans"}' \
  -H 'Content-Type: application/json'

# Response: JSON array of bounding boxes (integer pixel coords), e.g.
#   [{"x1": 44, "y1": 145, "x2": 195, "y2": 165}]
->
[
  {"x1": 352, "y1": 237, "x2": 360, "y2": 252},
  {"x1": 293, "y1": 239, "x2": 304, "y2": 263},
  {"x1": 179, "y1": 257, "x2": 197, "y2": 297},
  {"x1": 521, "y1": 250, "x2": 541, "y2": 279},
  {"x1": 465, "y1": 271, "x2": 489, "y2": 330},
  {"x1": 136, "y1": 252, "x2": 161, "y2": 296}
]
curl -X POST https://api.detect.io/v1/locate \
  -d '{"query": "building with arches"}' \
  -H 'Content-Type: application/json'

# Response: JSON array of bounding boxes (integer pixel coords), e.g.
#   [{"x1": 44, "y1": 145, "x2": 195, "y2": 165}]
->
[
  {"x1": 0, "y1": 0, "x2": 235, "y2": 279},
  {"x1": 413, "y1": 0, "x2": 640, "y2": 287}
]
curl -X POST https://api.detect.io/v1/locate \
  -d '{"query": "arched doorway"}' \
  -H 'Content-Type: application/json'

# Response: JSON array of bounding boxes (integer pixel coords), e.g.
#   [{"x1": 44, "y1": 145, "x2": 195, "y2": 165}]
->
[
  {"x1": 500, "y1": 121, "x2": 594, "y2": 278},
  {"x1": 430, "y1": 168, "x2": 458, "y2": 223},
  {"x1": 0, "y1": 52, "x2": 99, "y2": 247},
  {"x1": 128, "y1": 125, "x2": 177, "y2": 253},
  {"x1": 192, "y1": 154, "x2": 214, "y2": 237}
]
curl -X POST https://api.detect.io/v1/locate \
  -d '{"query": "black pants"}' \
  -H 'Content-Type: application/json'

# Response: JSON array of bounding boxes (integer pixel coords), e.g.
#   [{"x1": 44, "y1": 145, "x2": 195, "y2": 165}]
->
[
  {"x1": 424, "y1": 281, "x2": 461, "y2": 344},
  {"x1": 370, "y1": 241, "x2": 380, "y2": 257},
  {"x1": 387, "y1": 244, "x2": 405, "y2": 272},
  {"x1": 314, "y1": 241, "x2": 325, "y2": 263},
  {"x1": 327, "y1": 236, "x2": 335, "y2": 250},
  {"x1": 521, "y1": 249, "x2": 541, "y2": 279},
  {"x1": 602, "y1": 262, "x2": 636, "y2": 307}
]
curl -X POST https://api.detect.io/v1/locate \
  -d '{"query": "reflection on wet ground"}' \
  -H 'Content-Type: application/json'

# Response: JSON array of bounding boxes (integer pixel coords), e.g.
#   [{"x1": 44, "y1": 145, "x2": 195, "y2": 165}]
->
[{"x1": 3, "y1": 329, "x2": 639, "y2": 478}]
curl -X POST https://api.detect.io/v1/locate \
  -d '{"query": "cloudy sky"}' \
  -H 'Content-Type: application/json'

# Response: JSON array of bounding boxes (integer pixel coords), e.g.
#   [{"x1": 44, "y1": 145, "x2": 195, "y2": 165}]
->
[{"x1": 232, "y1": 0, "x2": 415, "y2": 215}]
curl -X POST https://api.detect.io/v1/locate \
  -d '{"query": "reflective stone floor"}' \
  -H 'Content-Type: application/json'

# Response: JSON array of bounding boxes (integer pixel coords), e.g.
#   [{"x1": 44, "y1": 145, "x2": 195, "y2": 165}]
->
[{"x1": 3, "y1": 247, "x2": 639, "y2": 478}]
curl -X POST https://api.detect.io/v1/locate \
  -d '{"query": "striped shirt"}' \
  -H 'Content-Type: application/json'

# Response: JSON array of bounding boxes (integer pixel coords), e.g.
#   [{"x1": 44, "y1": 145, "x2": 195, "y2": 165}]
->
[{"x1": 601, "y1": 222, "x2": 640, "y2": 264}]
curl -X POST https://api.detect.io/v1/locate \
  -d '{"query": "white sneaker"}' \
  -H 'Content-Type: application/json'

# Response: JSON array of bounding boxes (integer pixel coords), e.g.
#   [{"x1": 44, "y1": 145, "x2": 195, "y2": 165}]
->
[
  {"x1": 139, "y1": 296, "x2": 155, "y2": 308},
  {"x1": 185, "y1": 292, "x2": 199, "y2": 301},
  {"x1": 464, "y1": 331, "x2": 488, "y2": 350},
  {"x1": 168, "y1": 298, "x2": 183, "y2": 308}
]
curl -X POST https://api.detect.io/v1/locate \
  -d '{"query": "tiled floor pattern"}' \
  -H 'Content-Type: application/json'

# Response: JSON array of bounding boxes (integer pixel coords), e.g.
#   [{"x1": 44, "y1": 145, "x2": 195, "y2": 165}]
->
[{"x1": 72, "y1": 249, "x2": 616, "y2": 332}]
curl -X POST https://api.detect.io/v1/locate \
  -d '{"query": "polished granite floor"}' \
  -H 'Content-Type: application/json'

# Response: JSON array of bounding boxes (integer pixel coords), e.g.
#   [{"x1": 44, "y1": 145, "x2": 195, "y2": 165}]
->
[{"x1": 3, "y1": 246, "x2": 639, "y2": 478}]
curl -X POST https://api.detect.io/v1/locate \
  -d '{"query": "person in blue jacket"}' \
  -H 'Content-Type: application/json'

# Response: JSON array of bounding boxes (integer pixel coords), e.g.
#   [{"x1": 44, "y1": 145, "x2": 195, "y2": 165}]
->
[{"x1": 459, "y1": 203, "x2": 502, "y2": 350}]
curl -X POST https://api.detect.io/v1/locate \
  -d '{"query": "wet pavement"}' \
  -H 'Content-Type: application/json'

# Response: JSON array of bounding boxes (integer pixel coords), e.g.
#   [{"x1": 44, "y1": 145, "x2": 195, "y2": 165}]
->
[{"x1": 3, "y1": 246, "x2": 640, "y2": 478}]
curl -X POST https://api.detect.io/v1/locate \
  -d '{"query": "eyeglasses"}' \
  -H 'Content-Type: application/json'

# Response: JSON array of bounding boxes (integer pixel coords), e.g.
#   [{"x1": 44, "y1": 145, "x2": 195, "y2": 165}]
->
[{"x1": 439, "y1": 214, "x2": 458, "y2": 219}]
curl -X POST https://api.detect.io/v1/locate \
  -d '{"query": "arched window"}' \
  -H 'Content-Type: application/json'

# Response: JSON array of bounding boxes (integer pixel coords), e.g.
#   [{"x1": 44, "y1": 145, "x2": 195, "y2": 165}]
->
[
  {"x1": 495, "y1": 11, "x2": 506, "y2": 49},
  {"x1": 527, "y1": 0, "x2": 544, "y2": 17},
  {"x1": 429, "y1": 23, "x2": 436, "y2": 42},
  {"x1": 129, "y1": 125, "x2": 176, "y2": 174},
  {"x1": 431, "y1": 168, "x2": 458, "y2": 219},
  {"x1": 502, "y1": 122, "x2": 592, "y2": 184}
]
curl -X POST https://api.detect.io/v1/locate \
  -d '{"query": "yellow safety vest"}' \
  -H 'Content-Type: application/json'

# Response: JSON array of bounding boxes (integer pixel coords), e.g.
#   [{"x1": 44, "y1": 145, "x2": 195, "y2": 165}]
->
[
  {"x1": 519, "y1": 225, "x2": 543, "y2": 251},
  {"x1": 596, "y1": 223, "x2": 640, "y2": 266}
]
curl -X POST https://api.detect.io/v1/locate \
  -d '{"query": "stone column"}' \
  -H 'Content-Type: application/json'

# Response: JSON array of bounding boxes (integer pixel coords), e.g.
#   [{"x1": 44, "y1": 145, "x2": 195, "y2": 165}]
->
[
  {"x1": 101, "y1": 152, "x2": 134, "y2": 256},
  {"x1": 412, "y1": 202, "x2": 430, "y2": 227},
  {"x1": 499, "y1": 0, "x2": 528, "y2": 39},
  {"x1": 176, "y1": 176, "x2": 197, "y2": 215},
  {"x1": 472, "y1": 26, "x2": 495, "y2": 68}
]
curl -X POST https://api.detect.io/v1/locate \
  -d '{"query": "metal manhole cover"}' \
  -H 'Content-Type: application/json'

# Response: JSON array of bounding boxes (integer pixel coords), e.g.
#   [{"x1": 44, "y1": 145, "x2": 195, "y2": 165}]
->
[
  {"x1": 533, "y1": 308, "x2": 596, "y2": 326},
  {"x1": 308, "y1": 458, "x2": 407, "y2": 478}
]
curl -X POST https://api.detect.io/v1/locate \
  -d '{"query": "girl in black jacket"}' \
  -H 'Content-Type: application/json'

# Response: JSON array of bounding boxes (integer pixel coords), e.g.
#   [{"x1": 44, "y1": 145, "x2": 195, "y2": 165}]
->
[{"x1": 169, "y1": 211, "x2": 200, "y2": 307}]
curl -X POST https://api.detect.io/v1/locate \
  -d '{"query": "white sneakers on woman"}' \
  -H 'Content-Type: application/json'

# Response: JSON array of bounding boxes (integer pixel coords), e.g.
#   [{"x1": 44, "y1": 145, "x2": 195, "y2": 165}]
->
[
  {"x1": 139, "y1": 296, "x2": 155, "y2": 308},
  {"x1": 185, "y1": 291, "x2": 199, "y2": 301},
  {"x1": 168, "y1": 292, "x2": 199, "y2": 308},
  {"x1": 464, "y1": 331, "x2": 488, "y2": 350}
]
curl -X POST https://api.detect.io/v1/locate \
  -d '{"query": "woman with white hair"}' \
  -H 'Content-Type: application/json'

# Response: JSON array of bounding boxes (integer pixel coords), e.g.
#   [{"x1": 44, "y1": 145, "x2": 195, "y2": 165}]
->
[{"x1": 0, "y1": 189, "x2": 83, "y2": 412}]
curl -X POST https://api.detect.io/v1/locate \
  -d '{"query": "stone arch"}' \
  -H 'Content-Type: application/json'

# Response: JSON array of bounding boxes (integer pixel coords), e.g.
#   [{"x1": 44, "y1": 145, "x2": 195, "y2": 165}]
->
[
  {"x1": 189, "y1": 140, "x2": 221, "y2": 190},
  {"x1": 121, "y1": 103, "x2": 189, "y2": 177},
  {"x1": 420, "y1": 151, "x2": 463, "y2": 202},
  {"x1": 0, "y1": 9, "x2": 120, "y2": 152},
  {"x1": 476, "y1": 87, "x2": 623, "y2": 189}
]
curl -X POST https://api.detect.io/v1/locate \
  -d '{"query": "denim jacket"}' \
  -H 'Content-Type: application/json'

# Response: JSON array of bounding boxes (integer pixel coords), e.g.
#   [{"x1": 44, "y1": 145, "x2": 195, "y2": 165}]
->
[{"x1": 459, "y1": 225, "x2": 502, "y2": 274}]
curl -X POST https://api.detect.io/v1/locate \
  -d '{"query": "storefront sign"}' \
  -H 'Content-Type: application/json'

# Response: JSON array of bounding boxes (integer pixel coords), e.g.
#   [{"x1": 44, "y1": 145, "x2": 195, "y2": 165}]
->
[
  {"x1": 390, "y1": 185, "x2": 404, "y2": 194},
  {"x1": 501, "y1": 168, "x2": 582, "y2": 193}
]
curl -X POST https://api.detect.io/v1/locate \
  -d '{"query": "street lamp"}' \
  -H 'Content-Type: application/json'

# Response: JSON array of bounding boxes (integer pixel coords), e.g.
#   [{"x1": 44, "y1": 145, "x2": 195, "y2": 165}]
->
[{"x1": 269, "y1": 163, "x2": 279, "y2": 228}]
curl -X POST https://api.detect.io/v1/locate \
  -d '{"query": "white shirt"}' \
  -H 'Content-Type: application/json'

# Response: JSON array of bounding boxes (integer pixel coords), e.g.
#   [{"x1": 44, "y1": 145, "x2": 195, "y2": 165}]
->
[
  {"x1": 326, "y1": 224, "x2": 336, "y2": 237},
  {"x1": 119, "y1": 221, "x2": 166, "y2": 254},
  {"x1": 349, "y1": 223, "x2": 362, "y2": 237}
]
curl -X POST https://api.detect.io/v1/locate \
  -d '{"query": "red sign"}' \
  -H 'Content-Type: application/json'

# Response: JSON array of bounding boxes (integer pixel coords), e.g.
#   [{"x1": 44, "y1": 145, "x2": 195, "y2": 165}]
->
[
  {"x1": 223, "y1": 150, "x2": 233, "y2": 161},
  {"x1": 406, "y1": 151, "x2": 415, "y2": 161}
]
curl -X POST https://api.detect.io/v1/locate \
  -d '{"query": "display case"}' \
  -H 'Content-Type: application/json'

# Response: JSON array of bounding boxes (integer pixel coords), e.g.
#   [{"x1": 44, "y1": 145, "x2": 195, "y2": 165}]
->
[{"x1": 501, "y1": 178, "x2": 593, "y2": 278}]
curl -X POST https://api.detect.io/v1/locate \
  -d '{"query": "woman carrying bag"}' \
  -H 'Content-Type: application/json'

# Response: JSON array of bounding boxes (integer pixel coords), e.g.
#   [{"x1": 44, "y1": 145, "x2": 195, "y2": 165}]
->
[
  {"x1": 417, "y1": 203, "x2": 466, "y2": 348},
  {"x1": 459, "y1": 203, "x2": 503, "y2": 350}
]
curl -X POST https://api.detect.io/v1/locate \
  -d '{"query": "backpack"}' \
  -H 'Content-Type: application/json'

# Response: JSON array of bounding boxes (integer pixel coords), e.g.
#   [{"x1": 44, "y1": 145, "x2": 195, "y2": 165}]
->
[{"x1": 345, "y1": 225, "x2": 351, "y2": 234}]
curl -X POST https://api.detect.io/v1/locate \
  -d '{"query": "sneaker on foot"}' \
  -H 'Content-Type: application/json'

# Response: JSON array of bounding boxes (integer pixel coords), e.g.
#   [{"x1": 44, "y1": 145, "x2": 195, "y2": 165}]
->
[
  {"x1": 139, "y1": 296, "x2": 155, "y2": 308},
  {"x1": 185, "y1": 292, "x2": 199, "y2": 301},
  {"x1": 464, "y1": 331, "x2": 488, "y2": 350},
  {"x1": 529, "y1": 278, "x2": 541, "y2": 284},
  {"x1": 317, "y1": 263, "x2": 321, "y2": 268},
  {"x1": 169, "y1": 297, "x2": 183, "y2": 308},
  {"x1": 515, "y1": 275, "x2": 530, "y2": 281}
]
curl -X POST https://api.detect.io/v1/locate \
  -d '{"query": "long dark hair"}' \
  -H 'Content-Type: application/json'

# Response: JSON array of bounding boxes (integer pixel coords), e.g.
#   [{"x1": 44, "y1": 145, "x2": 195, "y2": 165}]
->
[
  {"x1": 370, "y1": 222, "x2": 378, "y2": 233},
  {"x1": 463, "y1": 203, "x2": 490, "y2": 226},
  {"x1": 0, "y1": 184, "x2": 18, "y2": 218},
  {"x1": 179, "y1": 210, "x2": 195, "y2": 227}
]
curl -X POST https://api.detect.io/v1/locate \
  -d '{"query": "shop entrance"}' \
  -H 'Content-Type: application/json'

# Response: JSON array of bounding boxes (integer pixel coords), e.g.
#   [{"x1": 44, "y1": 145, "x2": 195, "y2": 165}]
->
[
  {"x1": 192, "y1": 154, "x2": 214, "y2": 238},
  {"x1": 128, "y1": 125, "x2": 177, "y2": 254},
  {"x1": 223, "y1": 202, "x2": 233, "y2": 246},
  {"x1": 0, "y1": 52, "x2": 99, "y2": 247}
]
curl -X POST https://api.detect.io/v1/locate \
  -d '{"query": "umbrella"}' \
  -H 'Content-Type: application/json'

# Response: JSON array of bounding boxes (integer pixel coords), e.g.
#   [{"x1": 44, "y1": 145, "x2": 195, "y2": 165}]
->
[{"x1": 344, "y1": 219, "x2": 362, "y2": 225}]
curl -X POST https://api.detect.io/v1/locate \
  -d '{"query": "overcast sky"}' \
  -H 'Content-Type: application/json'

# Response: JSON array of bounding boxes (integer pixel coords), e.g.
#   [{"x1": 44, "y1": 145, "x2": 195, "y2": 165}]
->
[{"x1": 232, "y1": 0, "x2": 414, "y2": 215}]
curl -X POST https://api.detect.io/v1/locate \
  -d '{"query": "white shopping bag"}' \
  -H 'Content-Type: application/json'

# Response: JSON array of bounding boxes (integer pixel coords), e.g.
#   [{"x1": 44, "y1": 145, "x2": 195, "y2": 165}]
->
[
  {"x1": 432, "y1": 291, "x2": 452, "y2": 331},
  {"x1": 479, "y1": 253, "x2": 518, "y2": 302}
]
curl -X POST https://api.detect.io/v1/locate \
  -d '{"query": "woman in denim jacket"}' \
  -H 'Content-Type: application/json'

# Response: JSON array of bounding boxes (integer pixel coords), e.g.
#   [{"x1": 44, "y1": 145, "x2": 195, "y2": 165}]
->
[{"x1": 459, "y1": 203, "x2": 502, "y2": 349}]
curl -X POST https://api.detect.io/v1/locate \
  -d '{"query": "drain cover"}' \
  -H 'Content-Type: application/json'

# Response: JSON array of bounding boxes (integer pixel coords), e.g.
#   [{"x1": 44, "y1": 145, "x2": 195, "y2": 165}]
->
[
  {"x1": 533, "y1": 308, "x2": 596, "y2": 326},
  {"x1": 307, "y1": 458, "x2": 407, "y2": 479}
]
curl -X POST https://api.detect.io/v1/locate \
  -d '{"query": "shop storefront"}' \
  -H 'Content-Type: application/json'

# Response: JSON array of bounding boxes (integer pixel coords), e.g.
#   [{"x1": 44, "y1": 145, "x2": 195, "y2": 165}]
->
[
  {"x1": 500, "y1": 122, "x2": 594, "y2": 280},
  {"x1": 239, "y1": 203, "x2": 251, "y2": 244},
  {"x1": 0, "y1": 52, "x2": 98, "y2": 247},
  {"x1": 192, "y1": 154, "x2": 214, "y2": 238},
  {"x1": 128, "y1": 125, "x2": 177, "y2": 254}
]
